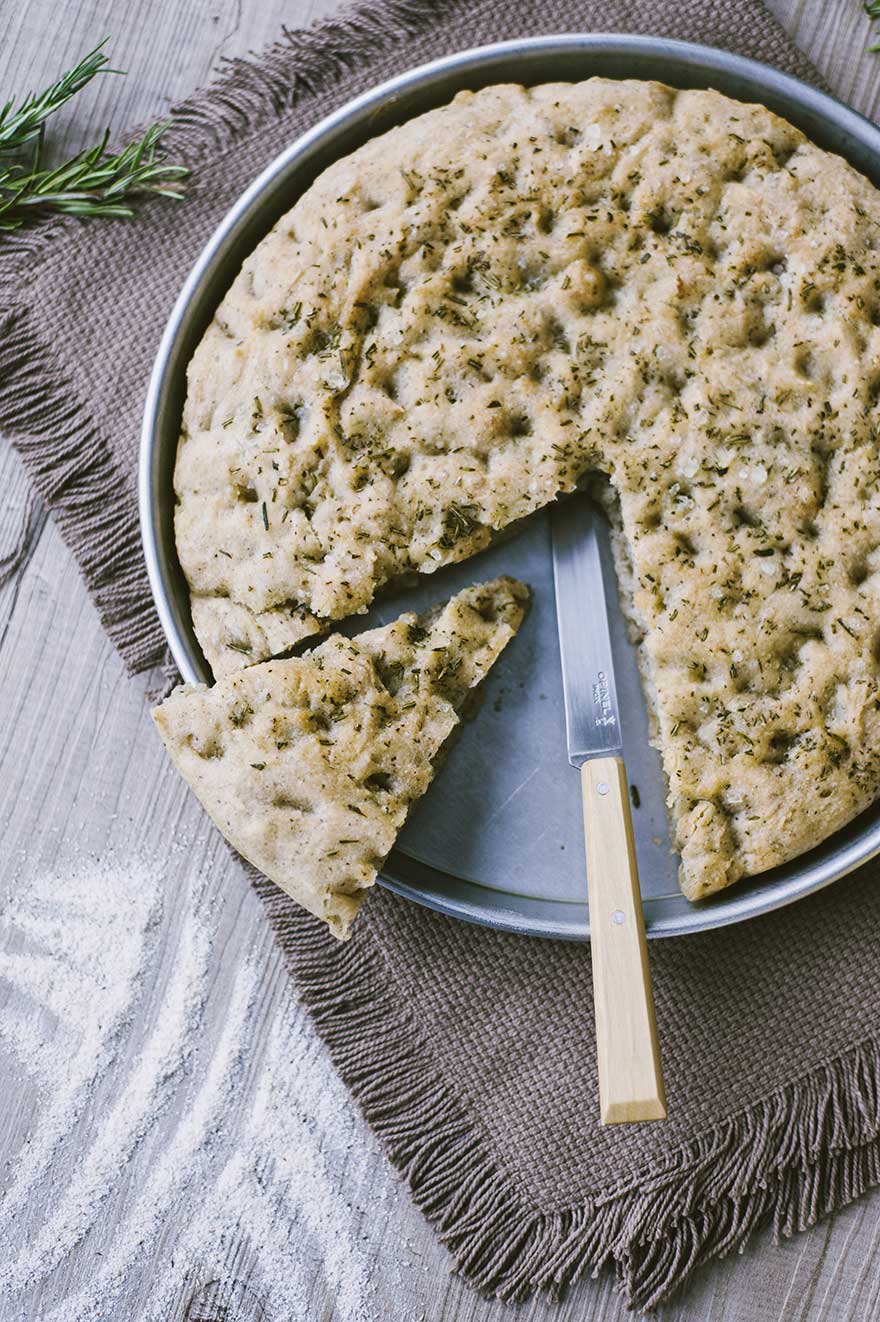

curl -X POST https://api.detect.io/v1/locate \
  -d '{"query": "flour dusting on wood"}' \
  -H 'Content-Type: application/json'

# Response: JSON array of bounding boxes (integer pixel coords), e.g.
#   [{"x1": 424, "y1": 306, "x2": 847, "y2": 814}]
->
[{"x1": 0, "y1": 860, "x2": 407, "y2": 1320}]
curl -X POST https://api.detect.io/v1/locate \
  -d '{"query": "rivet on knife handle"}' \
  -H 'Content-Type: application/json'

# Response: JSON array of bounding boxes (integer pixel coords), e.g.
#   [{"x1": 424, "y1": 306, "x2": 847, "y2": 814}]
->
[{"x1": 581, "y1": 756, "x2": 666, "y2": 1124}]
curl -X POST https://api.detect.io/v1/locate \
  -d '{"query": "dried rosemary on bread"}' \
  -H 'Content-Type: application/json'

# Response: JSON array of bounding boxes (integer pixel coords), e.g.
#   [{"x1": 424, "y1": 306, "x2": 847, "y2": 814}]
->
[
  {"x1": 176, "y1": 78, "x2": 880, "y2": 900},
  {"x1": 153, "y1": 578, "x2": 528, "y2": 937}
]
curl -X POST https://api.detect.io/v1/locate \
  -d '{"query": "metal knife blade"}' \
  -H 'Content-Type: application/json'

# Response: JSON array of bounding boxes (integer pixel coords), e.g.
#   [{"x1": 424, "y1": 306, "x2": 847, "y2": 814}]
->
[
  {"x1": 551, "y1": 492, "x2": 666, "y2": 1123},
  {"x1": 551, "y1": 494, "x2": 624, "y2": 766}
]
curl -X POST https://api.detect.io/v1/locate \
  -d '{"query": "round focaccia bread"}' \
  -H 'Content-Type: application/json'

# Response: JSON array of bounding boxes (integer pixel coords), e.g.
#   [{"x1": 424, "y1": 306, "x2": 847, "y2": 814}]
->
[{"x1": 177, "y1": 77, "x2": 880, "y2": 900}]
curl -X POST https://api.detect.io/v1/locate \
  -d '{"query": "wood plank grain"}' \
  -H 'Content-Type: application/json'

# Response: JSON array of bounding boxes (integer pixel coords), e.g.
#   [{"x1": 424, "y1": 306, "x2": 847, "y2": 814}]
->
[
  {"x1": 3, "y1": 2, "x2": 880, "y2": 1319},
  {"x1": 767, "y1": 0, "x2": 880, "y2": 117}
]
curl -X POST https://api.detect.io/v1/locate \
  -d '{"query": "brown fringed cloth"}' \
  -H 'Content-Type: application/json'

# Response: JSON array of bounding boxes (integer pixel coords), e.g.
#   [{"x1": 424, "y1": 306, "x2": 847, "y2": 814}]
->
[{"x1": 2, "y1": 0, "x2": 880, "y2": 1310}]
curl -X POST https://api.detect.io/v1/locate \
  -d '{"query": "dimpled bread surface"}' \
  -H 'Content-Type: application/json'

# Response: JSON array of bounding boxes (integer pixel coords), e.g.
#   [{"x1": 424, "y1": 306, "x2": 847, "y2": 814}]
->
[
  {"x1": 176, "y1": 78, "x2": 880, "y2": 900},
  {"x1": 153, "y1": 578, "x2": 528, "y2": 937}
]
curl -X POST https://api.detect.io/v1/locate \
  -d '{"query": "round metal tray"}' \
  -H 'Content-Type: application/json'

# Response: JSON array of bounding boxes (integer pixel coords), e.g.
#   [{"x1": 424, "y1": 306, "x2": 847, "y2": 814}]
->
[{"x1": 140, "y1": 34, "x2": 880, "y2": 940}]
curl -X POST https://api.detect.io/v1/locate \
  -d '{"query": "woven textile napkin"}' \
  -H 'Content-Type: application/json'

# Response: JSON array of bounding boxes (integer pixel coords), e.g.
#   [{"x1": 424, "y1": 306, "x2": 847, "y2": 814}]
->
[{"x1": 3, "y1": 0, "x2": 880, "y2": 1309}]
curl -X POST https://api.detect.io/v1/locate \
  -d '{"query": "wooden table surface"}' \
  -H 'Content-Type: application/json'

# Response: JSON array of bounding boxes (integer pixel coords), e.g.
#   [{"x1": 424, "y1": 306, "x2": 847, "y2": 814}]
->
[{"x1": 3, "y1": 2, "x2": 880, "y2": 1318}]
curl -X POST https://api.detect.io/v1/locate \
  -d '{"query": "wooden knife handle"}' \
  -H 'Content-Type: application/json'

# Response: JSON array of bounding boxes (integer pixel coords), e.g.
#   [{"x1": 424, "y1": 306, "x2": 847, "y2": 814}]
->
[{"x1": 581, "y1": 756, "x2": 666, "y2": 1124}]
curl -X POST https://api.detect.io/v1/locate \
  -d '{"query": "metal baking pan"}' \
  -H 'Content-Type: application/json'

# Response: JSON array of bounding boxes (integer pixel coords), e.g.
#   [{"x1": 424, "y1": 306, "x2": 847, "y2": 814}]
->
[{"x1": 140, "y1": 34, "x2": 880, "y2": 939}]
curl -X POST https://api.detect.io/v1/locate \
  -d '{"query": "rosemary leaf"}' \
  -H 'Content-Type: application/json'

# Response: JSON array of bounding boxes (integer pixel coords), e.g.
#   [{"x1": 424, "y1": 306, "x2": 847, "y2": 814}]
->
[
  {"x1": 0, "y1": 40, "x2": 119, "y2": 157},
  {"x1": 0, "y1": 40, "x2": 186, "y2": 230},
  {"x1": 867, "y1": 0, "x2": 880, "y2": 50}
]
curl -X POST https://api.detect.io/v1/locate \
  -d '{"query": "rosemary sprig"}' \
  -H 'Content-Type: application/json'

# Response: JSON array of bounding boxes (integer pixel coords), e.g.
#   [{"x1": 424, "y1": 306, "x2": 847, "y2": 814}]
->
[
  {"x1": 867, "y1": 0, "x2": 880, "y2": 51},
  {"x1": 0, "y1": 40, "x2": 120, "y2": 155},
  {"x1": 0, "y1": 39, "x2": 186, "y2": 230},
  {"x1": 0, "y1": 124, "x2": 187, "y2": 228}
]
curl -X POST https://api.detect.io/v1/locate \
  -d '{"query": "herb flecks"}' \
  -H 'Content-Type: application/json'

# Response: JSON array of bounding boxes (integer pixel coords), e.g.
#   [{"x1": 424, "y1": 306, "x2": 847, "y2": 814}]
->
[{"x1": 438, "y1": 502, "x2": 480, "y2": 549}]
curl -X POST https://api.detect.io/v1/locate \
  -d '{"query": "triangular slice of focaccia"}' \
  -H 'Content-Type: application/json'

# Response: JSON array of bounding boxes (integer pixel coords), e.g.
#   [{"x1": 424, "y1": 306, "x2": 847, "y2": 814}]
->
[{"x1": 153, "y1": 577, "x2": 528, "y2": 938}]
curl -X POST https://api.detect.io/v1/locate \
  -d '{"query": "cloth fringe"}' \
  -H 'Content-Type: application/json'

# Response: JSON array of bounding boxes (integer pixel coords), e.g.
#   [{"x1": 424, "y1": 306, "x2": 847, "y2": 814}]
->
[
  {"x1": 256, "y1": 876, "x2": 880, "y2": 1311},
  {"x1": 164, "y1": 0, "x2": 467, "y2": 165},
  {"x1": 0, "y1": 296, "x2": 164, "y2": 670},
  {"x1": 0, "y1": 478, "x2": 44, "y2": 591},
  {"x1": 146, "y1": 648, "x2": 183, "y2": 704}
]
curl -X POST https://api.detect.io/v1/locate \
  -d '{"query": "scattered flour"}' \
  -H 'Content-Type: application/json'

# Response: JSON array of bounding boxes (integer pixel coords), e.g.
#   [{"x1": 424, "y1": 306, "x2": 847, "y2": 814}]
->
[{"x1": 0, "y1": 860, "x2": 404, "y2": 1321}]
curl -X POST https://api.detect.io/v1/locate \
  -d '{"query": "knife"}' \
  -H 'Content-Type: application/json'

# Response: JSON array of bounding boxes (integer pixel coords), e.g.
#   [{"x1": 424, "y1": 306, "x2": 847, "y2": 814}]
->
[{"x1": 551, "y1": 493, "x2": 666, "y2": 1124}]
